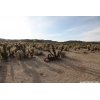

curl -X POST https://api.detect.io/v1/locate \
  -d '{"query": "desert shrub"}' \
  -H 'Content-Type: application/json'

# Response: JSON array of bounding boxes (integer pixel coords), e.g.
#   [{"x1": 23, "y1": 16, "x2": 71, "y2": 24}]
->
[{"x1": 15, "y1": 50, "x2": 24, "y2": 60}]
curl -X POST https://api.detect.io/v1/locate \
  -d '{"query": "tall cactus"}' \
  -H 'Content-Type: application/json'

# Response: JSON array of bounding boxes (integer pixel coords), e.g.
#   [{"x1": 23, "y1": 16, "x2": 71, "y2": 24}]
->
[{"x1": 1, "y1": 45, "x2": 8, "y2": 61}]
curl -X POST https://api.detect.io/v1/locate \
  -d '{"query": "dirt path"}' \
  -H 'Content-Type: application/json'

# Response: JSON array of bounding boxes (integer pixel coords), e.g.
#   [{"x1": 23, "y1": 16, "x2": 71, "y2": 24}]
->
[
  {"x1": 5, "y1": 59, "x2": 41, "y2": 83},
  {"x1": 0, "y1": 52, "x2": 100, "y2": 83},
  {"x1": 0, "y1": 61, "x2": 7, "y2": 83}
]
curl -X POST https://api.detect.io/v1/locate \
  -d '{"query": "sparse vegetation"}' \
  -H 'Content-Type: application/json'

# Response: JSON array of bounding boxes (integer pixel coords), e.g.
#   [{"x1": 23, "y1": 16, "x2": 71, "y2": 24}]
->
[
  {"x1": 0, "y1": 40, "x2": 100, "y2": 61},
  {"x1": 0, "y1": 39, "x2": 100, "y2": 83}
]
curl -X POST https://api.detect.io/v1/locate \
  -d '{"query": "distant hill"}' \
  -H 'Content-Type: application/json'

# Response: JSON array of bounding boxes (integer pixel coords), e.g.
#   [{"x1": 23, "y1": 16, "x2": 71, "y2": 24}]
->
[
  {"x1": 0, "y1": 38, "x2": 57, "y2": 43},
  {"x1": 0, "y1": 38, "x2": 100, "y2": 44}
]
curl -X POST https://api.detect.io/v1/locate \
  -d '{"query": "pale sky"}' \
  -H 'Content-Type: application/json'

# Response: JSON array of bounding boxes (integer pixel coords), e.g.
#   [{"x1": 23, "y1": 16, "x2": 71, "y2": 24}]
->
[{"x1": 0, "y1": 16, "x2": 100, "y2": 41}]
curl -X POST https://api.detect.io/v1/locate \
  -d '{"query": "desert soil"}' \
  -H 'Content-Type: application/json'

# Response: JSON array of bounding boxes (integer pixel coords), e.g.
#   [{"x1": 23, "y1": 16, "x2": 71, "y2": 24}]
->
[{"x1": 0, "y1": 51, "x2": 100, "y2": 83}]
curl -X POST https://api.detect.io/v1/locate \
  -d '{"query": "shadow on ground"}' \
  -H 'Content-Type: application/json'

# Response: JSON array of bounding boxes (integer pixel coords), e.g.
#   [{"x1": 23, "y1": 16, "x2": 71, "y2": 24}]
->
[
  {"x1": 19, "y1": 60, "x2": 41, "y2": 83},
  {"x1": 0, "y1": 62, "x2": 7, "y2": 83}
]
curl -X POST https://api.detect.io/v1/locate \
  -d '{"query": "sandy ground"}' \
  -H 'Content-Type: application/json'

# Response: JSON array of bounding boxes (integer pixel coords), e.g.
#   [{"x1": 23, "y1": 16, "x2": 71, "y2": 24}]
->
[{"x1": 0, "y1": 51, "x2": 100, "y2": 83}]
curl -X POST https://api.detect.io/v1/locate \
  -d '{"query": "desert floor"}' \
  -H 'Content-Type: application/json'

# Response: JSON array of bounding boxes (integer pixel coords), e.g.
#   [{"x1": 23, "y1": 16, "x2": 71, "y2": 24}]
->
[{"x1": 0, "y1": 51, "x2": 100, "y2": 83}]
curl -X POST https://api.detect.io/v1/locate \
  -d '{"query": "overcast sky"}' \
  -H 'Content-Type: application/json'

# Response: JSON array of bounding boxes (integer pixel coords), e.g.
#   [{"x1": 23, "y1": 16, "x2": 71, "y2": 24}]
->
[{"x1": 0, "y1": 16, "x2": 100, "y2": 41}]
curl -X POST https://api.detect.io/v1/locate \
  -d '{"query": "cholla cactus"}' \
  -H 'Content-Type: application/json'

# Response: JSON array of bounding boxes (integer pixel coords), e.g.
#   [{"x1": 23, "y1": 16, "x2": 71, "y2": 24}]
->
[
  {"x1": 0, "y1": 41, "x2": 99, "y2": 61},
  {"x1": 1, "y1": 45, "x2": 8, "y2": 61},
  {"x1": 15, "y1": 50, "x2": 24, "y2": 60},
  {"x1": 87, "y1": 45, "x2": 91, "y2": 51},
  {"x1": 44, "y1": 45, "x2": 64, "y2": 62},
  {"x1": 9, "y1": 46, "x2": 17, "y2": 58},
  {"x1": 64, "y1": 46, "x2": 69, "y2": 51},
  {"x1": 28, "y1": 47, "x2": 34, "y2": 58}
]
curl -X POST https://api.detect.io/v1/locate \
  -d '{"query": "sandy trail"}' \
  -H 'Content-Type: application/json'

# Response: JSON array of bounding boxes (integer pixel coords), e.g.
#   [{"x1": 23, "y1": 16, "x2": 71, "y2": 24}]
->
[
  {"x1": 0, "y1": 52, "x2": 100, "y2": 83},
  {"x1": 0, "y1": 61, "x2": 7, "y2": 83}
]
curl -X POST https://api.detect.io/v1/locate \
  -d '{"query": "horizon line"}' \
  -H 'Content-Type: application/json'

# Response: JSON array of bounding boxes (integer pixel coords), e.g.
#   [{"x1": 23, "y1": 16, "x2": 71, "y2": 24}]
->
[{"x1": 0, "y1": 38, "x2": 100, "y2": 42}]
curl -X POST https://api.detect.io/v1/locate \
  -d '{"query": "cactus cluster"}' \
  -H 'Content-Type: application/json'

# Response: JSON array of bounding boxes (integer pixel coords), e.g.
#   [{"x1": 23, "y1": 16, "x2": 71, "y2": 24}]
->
[
  {"x1": 0, "y1": 44, "x2": 8, "y2": 61},
  {"x1": 0, "y1": 41, "x2": 100, "y2": 62},
  {"x1": 0, "y1": 42, "x2": 43, "y2": 61},
  {"x1": 44, "y1": 45, "x2": 64, "y2": 62}
]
